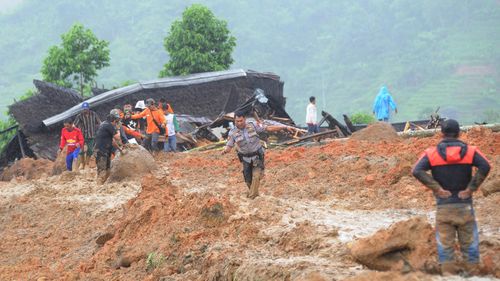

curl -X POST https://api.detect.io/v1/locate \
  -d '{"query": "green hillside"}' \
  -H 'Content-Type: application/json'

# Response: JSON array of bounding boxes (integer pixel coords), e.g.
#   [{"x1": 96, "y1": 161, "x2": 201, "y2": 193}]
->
[{"x1": 0, "y1": 0, "x2": 499, "y2": 124}]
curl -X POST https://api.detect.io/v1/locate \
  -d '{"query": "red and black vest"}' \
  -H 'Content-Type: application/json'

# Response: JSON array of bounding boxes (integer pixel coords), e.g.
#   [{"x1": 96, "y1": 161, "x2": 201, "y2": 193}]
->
[{"x1": 425, "y1": 140, "x2": 476, "y2": 193}]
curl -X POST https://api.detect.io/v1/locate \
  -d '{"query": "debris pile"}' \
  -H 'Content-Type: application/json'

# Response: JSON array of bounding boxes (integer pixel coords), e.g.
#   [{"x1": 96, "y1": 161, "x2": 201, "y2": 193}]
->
[
  {"x1": 0, "y1": 157, "x2": 53, "y2": 181},
  {"x1": 351, "y1": 122, "x2": 400, "y2": 142}
]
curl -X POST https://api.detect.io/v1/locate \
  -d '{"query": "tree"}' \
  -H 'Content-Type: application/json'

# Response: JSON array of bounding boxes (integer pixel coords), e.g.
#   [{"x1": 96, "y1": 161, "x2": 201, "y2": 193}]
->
[
  {"x1": 159, "y1": 4, "x2": 236, "y2": 77},
  {"x1": 41, "y1": 23, "x2": 110, "y2": 96}
]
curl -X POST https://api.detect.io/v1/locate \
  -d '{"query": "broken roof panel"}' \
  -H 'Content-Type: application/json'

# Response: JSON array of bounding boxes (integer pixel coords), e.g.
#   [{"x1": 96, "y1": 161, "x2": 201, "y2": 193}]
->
[{"x1": 43, "y1": 69, "x2": 249, "y2": 127}]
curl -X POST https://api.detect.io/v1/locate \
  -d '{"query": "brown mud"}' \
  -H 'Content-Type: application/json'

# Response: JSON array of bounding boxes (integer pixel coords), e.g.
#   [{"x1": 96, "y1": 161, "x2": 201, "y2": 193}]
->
[{"x1": 0, "y1": 128, "x2": 498, "y2": 280}]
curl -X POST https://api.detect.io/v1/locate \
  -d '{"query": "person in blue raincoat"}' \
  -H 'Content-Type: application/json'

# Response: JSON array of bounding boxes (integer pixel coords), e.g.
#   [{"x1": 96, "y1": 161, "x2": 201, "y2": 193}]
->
[{"x1": 372, "y1": 85, "x2": 398, "y2": 122}]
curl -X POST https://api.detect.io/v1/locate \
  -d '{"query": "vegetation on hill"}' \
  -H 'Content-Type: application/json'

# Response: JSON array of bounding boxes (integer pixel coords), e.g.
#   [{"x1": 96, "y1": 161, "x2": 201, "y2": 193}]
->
[{"x1": 0, "y1": 0, "x2": 498, "y2": 124}]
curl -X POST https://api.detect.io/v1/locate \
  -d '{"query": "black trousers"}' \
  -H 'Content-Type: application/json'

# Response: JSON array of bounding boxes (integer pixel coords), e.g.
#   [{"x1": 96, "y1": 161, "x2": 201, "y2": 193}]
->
[{"x1": 242, "y1": 157, "x2": 265, "y2": 187}]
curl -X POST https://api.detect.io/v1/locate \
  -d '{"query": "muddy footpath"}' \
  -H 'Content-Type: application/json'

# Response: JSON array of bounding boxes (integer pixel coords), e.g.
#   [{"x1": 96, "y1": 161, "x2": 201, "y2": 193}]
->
[{"x1": 0, "y1": 126, "x2": 499, "y2": 280}]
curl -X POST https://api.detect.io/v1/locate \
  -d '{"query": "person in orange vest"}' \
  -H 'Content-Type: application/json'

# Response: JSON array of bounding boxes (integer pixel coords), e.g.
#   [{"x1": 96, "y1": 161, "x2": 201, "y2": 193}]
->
[
  {"x1": 412, "y1": 119, "x2": 490, "y2": 275},
  {"x1": 59, "y1": 118, "x2": 84, "y2": 171},
  {"x1": 131, "y1": 98, "x2": 166, "y2": 151}
]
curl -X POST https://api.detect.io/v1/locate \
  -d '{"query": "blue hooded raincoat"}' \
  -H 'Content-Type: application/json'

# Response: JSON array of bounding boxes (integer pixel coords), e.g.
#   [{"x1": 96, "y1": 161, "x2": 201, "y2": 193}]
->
[{"x1": 372, "y1": 86, "x2": 397, "y2": 121}]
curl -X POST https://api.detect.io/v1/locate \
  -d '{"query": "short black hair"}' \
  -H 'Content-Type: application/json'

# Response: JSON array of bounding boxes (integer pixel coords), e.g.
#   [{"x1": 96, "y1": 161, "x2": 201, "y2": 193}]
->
[
  {"x1": 309, "y1": 96, "x2": 316, "y2": 102},
  {"x1": 63, "y1": 118, "x2": 73, "y2": 124},
  {"x1": 159, "y1": 98, "x2": 166, "y2": 103},
  {"x1": 234, "y1": 110, "x2": 246, "y2": 118},
  {"x1": 114, "y1": 104, "x2": 122, "y2": 110}
]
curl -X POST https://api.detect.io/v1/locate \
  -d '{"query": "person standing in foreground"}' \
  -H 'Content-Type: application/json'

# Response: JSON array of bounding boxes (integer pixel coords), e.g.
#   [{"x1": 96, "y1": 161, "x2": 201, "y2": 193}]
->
[
  {"x1": 412, "y1": 119, "x2": 490, "y2": 275},
  {"x1": 306, "y1": 96, "x2": 319, "y2": 135},
  {"x1": 372, "y1": 85, "x2": 397, "y2": 122},
  {"x1": 74, "y1": 102, "x2": 101, "y2": 169},
  {"x1": 94, "y1": 114, "x2": 124, "y2": 184},
  {"x1": 222, "y1": 111, "x2": 296, "y2": 199},
  {"x1": 59, "y1": 118, "x2": 84, "y2": 171}
]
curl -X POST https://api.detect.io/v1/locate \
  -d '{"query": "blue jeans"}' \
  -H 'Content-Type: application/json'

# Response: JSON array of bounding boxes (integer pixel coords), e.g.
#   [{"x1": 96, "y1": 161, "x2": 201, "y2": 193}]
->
[
  {"x1": 65, "y1": 147, "x2": 80, "y2": 171},
  {"x1": 307, "y1": 124, "x2": 319, "y2": 135},
  {"x1": 436, "y1": 204, "x2": 480, "y2": 263},
  {"x1": 164, "y1": 135, "x2": 177, "y2": 152}
]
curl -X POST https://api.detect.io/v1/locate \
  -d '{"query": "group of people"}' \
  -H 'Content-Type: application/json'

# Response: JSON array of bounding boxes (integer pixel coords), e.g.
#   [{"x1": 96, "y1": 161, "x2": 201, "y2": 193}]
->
[
  {"x1": 59, "y1": 87, "x2": 491, "y2": 275},
  {"x1": 59, "y1": 98, "x2": 180, "y2": 183}
]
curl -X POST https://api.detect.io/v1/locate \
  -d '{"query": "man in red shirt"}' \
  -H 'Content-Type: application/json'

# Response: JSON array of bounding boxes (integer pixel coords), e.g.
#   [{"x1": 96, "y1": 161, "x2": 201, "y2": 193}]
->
[{"x1": 59, "y1": 118, "x2": 84, "y2": 171}]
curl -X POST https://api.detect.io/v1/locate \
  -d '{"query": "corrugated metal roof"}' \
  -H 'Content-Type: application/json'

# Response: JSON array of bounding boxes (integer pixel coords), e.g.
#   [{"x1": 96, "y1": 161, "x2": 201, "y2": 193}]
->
[{"x1": 43, "y1": 69, "x2": 248, "y2": 127}]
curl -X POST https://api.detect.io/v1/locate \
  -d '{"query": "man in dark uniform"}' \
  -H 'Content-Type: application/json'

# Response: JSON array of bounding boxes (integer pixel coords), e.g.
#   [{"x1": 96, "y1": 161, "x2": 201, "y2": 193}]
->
[
  {"x1": 222, "y1": 111, "x2": 295, "y2": 199},
  {"x1": 412, "y1": 119, "x2": 490, "y2": 275},
  {"x1": 94, "y1": 113, "x2": 124, "y2": 184}
]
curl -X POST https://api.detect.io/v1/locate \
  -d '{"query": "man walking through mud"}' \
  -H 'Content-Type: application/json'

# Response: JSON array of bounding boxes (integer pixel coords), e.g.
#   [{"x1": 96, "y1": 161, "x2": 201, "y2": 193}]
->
[
  {"x1": 59, "y1": 118, "x2": 84, "y2": 171},
  {"x1": 412, "y1": 119, "x2": 490, "y2": 275},
  {"x1": 222, "y1": 111, "x2": 295, "y2": 199},
  {"x1": 94, "y1": 113, "x2": 124, "y2": 184},
  {"x1": 74, "y1": 102, "x2": 101, "y2": 169}
]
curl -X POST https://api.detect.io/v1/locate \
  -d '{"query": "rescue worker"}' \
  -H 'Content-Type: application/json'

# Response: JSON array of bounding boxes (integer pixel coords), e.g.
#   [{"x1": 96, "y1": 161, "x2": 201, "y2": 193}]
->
[
  {"x1": 122, "y1": 106, "x2": 144, "y2": 143},
  {"x1": 131, "y1": 98, "x2": 166, "y2": 151},
  {"x1": 94, "y1": 113, "x2": 124, "y2": 184},
  {"x1": 59, "y1": 118, "x2": 84, "y2": 171},
  {"x1": 74, "y1": 102, "x2": 101, "y2": 169},
  {"x1": 372, "y1": 85, "x2": 397, "y2": 122},
  {"x1": 222, "y1": 111, "x2": 296, "y2": 199},
  {"x1": 412, "y1": 119, "x2": 490, "y2": 275}
]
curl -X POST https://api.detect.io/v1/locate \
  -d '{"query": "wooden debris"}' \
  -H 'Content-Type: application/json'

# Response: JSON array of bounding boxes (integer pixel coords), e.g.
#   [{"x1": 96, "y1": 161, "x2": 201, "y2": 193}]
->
[{"x1": 278, "y1": 129, "x2": 340, "y2": 146}]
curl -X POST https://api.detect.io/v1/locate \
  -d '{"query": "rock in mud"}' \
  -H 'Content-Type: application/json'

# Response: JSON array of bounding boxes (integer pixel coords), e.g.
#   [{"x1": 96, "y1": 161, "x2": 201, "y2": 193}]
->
[
  {"x1": 95, "y1": 232, "x2": 114, "y2": 246},
  {"x1": 351, "y1": 122, "x2": 399, "y2": 142},
  {"x1": 350, "y1": 217, "x2": 437, "y2": 272},
  {"x1": 107, "y1": 144, "x2": 157, "y2": 183}
]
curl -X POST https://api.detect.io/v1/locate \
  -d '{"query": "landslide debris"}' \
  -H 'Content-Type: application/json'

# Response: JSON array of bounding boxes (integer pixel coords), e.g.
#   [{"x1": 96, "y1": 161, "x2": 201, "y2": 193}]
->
[
  {"x1": 0, "y1": 157, "x2": 53, "y2": 181},
  {"x1": 351, "y1": 122, "x2": 399, "y2": 142}
]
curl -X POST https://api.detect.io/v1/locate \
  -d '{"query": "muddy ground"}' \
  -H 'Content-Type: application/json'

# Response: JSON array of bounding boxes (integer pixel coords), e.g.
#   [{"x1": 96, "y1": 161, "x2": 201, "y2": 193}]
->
[{"x1": 0, "y1": 126, "x2": 498, "y2": 280}]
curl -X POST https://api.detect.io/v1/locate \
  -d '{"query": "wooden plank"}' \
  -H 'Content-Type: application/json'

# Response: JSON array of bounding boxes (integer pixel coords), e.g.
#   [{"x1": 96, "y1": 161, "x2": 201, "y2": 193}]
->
[{"x1": 278, "y1": 129, "x2": 338, "y2": 145}]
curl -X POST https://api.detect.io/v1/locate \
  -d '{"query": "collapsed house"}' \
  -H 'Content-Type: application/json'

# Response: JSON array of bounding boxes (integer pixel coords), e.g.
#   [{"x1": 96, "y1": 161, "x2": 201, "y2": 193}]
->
[{"x1": 0, "y1": 69, "x2": 291, "y2": 169}]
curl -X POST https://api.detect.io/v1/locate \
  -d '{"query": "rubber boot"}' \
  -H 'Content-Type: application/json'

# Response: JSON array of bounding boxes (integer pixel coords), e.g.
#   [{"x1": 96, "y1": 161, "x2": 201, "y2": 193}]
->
[{"x1": 248, "y1": 168, "x2": 262, "y2": 199}]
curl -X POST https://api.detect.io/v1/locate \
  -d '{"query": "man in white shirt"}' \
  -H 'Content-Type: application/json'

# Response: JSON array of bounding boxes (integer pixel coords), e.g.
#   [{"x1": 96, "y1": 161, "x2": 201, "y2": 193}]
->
[
  {"x1": 306, "y1": 96, "x2": 319, "y2": 135},
  {"x1": 164, "y1": 110, "x2": 179, "y2": 152}
]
